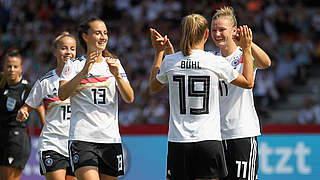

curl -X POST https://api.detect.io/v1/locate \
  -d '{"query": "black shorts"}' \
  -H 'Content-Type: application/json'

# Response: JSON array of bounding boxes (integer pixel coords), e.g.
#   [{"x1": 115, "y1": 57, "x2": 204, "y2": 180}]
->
[
  {"x1": 69, "y1": 140, "x2": 124, "y2": 177},
  {"x1": 167, "y1": 140, "x2": 228, "y2": 180},
  {"x1": 39, "y1": 150, "x2": 75, "y2": 176},
  {"x1": 0, "y1": 127, "x2": 31, "y2": 169},
  {"x1": 221, "y1": 137, "x2": 259, "y2": 180}
]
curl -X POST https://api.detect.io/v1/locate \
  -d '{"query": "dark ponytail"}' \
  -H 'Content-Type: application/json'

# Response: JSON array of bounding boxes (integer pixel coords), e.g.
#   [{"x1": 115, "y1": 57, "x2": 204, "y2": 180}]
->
[
  {"x1": 103, "y1": 49, "x2": 117, "y2": 59},
  {"x1": 78, "y1": 16, "x2": 103, "y2": 52}
]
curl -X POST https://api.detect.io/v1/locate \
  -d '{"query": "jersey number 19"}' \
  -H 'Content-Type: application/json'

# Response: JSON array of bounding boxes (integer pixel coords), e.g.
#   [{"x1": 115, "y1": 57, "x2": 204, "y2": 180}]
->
[{"x1": 173, "y1": 75, "x2": 210, "y2": 115}]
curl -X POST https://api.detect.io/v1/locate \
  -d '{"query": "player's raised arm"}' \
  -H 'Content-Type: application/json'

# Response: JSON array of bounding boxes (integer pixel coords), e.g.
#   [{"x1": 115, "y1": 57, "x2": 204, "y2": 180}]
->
[
  {"x1": 149, "y1": 28, "x2": 168, "y2": 92},
  {"x1": 251, "y1": 42, "x2": 271, "y2": 69},
  {"x1": 59, "y1": 51, "x2": 99, "y2": 101},
  {"x1": 106, "y1": 58, "x2": 134, "y2": 103},
  {"x1": 233, "y1": 25, "x2": 271, "y2": 69},
  {"x1": 231, "y1": 25, "x2": 254, "y2": 89}
]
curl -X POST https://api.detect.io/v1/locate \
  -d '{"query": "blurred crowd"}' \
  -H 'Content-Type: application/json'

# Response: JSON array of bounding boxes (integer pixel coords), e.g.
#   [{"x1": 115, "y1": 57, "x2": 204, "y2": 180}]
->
[{"x1": 1, "y1": 0, "x2": 320, "y2": 127}]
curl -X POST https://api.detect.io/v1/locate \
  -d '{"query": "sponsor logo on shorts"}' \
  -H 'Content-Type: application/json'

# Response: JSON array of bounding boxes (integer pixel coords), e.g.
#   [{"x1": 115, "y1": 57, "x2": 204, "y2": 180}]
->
[
  {"x1": 45, "y1": 157, "x2": 53, "y2": 167},
  {"x1": 73, "y1": 154, "x2": 79, "y2": 164}
]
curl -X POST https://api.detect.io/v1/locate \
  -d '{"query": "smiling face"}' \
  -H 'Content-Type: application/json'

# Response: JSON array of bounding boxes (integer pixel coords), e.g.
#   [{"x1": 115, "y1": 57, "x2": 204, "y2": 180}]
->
[
  {"x1": 82, "y1": 20, "x2": 108, "y2": 53},
  {"x1": 4, "y1": 56, "x2": 23, "y2": 85},
  {"x1": 211, "y1": 16, "x2": 237, "y2": 49},
  {"x1": 54, "y1": 36, "x2": 76, "y2": 65}
]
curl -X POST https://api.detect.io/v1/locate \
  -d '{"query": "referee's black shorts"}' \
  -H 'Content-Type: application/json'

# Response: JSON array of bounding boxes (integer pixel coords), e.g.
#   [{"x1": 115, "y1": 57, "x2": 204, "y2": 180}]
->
[
  {"x1": 0, "y1": 127, "x2": 31, "y2": 169},
  {"x1": 167, "y1": 140, "x2": 228, "y2": 180},
  {"x1": 221, "y1": 137, "x2": 259, "y2": 180}
]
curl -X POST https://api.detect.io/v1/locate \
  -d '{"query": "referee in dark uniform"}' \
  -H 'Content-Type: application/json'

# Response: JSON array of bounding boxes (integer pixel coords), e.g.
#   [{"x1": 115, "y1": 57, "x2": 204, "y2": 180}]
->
[{"x1": 0, "y1": 49, "x2": 34, "y2": 180}]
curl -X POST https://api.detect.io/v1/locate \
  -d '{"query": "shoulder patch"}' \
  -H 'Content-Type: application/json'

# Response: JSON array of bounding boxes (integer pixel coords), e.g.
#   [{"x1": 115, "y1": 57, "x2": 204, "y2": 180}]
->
[{"x1": 21, "y1": 79, "x2": 29, "y2": 84}]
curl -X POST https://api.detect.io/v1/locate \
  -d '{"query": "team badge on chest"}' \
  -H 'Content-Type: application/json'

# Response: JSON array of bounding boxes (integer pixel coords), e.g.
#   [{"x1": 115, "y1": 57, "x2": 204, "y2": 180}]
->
[
  {"x1": 231, "y1": 59, "x2": 240, "y2": 67},
  {"x1": 229, "y1": 54, "x2": 242, "y2": 69}
]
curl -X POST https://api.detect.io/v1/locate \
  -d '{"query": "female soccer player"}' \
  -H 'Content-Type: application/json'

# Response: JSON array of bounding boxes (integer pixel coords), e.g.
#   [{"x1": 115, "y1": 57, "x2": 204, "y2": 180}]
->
[
  {"x1": 0, "y1": 49, "x2": 44, "y2": 180},
  {"x1": 211, "y1": 7, "x2": 271, "y2": 180},
  {"x1": 16, "y1": 32, "x2": 77, "y2": 180},
  {"x1": 149, "y1": 14, "x2": 254, "y2": 180},
  {"x1": 58, "y1": 16, "x2": 134, "y2": 180}
]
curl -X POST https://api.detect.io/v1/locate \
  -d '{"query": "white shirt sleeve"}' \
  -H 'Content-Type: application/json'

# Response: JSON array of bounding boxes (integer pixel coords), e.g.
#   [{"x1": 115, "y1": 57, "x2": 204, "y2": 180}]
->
[
  {"x1": 214, "y1": 56, "x2": 239, "y2": 83},
  {"x1": 116, "y1": 59, "x2": 129, "y2": 82},
  {"x1": 60, "y1": 60, "x2": 78, "y2": 81},
  {"x1": 156, "y1": 57, "x2": 168, "y2": 84},
  {"x1": 25, "y1": 80, "x2": 43, "y2": 108}
]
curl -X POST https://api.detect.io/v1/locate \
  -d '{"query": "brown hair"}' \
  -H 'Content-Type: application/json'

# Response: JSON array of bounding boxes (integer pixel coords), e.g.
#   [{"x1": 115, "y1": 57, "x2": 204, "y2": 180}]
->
[
  {"x1": 180, "y1": 14, "x2": 208, "y2": 56},
  {"x1": 211, "y1": 6, "x2": 237, "y2": 27},
  {"x1": 78, "y1": 16, "x2": 103, "y2": 52},
  {"x1": 0, "y1": 49, "x2": 22, "y2": 88},
  {"x1": 103, "y1": 49, "x2": 117, "y2": 59}
]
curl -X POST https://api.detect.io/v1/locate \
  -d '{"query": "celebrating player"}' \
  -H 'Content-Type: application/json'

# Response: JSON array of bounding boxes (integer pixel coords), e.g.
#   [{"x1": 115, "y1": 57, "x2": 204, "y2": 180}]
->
[
  {"x1": 149, "y1": 13, "x2": 254, "y2": 180},
  {"x1": 58, "y1": 16, "x2": 134, "y2": 180},
  {"x1": 16, "y1": 32, "x2": 77, "y2": 180},
  {"x1": 211, "y1": 6, "x2": 271, "y2": 180}
]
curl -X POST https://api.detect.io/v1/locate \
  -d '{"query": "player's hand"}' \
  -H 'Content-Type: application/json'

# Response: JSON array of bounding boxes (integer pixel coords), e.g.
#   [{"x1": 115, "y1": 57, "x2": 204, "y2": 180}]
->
[
  {"x1": 16, "y1": 108, "x2": 29, "y2": 122},
  {"x1": 81, "y1": 51, "x2": 99, "y2": 76},
  {"x1": 238, "y1": 25, "x2": 252, "y2": 50},
  {"x1": 164, "y1": 38, "x2": 174, "y2": 55},
  {"x1": 106, "y1": 58, "x2": 121, "y2": 78},
  {"x1": 150, "y1": 28, "x2": 168, "y2": 53},
  {"x1": 233, "y1": 28, "x2": 240, "y2": 46}
]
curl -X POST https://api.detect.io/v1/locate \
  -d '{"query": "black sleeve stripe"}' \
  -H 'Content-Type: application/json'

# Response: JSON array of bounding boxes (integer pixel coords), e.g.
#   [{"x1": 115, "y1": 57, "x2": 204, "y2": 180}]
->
[{"x1": 40, "y1": 74, "x2": 54, "y2": 82}]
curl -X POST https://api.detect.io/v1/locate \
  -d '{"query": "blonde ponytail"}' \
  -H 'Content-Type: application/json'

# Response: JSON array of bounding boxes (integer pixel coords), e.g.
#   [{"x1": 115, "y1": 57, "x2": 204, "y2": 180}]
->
[
  {"x1": 180, "y1": 14, "x2": 208, "y2": 56},
  {"x1": 212, "y1": 6, "x2": 237, "y2": 27}
]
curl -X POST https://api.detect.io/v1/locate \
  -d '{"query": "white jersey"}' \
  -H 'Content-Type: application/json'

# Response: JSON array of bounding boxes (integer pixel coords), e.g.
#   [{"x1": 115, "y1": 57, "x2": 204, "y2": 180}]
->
[
  {"x1": 60, "y1": 56, "x2": 129, "y2": 143},
  {"x1": 26, "y1": 70, "x2": 71, "y2": 157},
  {"x1": 214, "y1": 47, "x2": 261, "y2": 140},
  {"x1": 156, "y1": 50, "x2": 239, "y2": 142}
]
